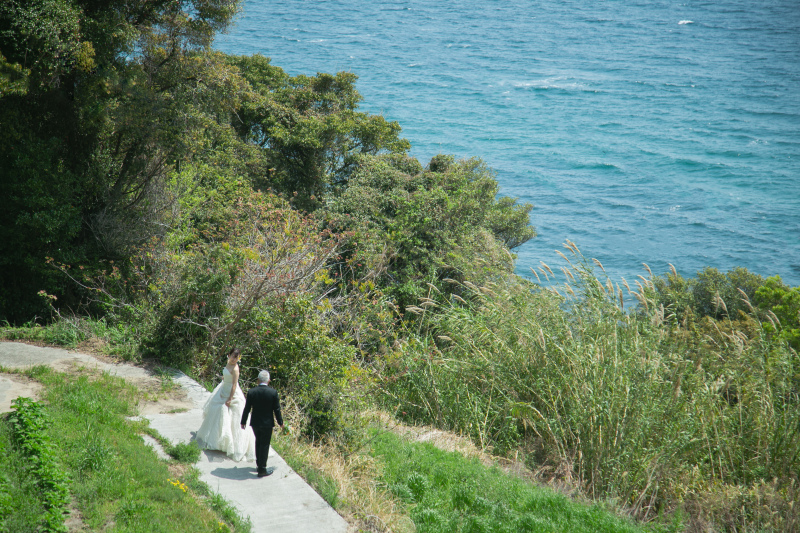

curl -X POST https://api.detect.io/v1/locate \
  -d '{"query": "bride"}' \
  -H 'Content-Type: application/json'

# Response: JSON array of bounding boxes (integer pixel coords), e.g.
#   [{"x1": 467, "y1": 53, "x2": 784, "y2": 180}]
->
[{"x1": 196, "y1": 348, "x2": 256, "y2": 462}]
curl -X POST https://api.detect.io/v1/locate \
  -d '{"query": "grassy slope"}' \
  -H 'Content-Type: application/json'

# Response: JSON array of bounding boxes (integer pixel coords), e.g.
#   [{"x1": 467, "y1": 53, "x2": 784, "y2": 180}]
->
[
  {"x1": 372, "y1": 430, "x2": 654, "y2": 533},
  {"x1": 274, "y1": 422, "x2": 664, "y2": 533},
  {"x1": 0, "y1": 365, "x2": 248, "y2": 533}
]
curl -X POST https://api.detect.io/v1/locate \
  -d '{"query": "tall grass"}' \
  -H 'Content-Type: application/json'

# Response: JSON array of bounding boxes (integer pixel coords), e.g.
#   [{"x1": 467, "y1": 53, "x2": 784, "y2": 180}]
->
[{"x1": 380, "y1": 250, "x2": 800, "y2": 530}]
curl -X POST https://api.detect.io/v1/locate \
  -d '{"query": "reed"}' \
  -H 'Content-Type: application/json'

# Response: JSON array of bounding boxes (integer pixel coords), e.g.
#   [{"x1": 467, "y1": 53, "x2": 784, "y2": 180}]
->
[{"x1": 380, "y1": 250, "x2": 800, "y2": 530}]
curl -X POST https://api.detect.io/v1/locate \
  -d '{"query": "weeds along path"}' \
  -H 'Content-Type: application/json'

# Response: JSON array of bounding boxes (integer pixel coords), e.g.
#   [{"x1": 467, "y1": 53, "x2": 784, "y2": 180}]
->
[{"x1": 0, "y1": 341, "x2": 348, "y2": 533}]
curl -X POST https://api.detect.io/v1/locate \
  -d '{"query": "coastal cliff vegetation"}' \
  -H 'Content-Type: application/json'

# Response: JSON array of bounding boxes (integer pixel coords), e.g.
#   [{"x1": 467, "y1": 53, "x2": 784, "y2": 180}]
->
[{"x1": 2, "y1": 1, "x2": 798, "y2": 531}]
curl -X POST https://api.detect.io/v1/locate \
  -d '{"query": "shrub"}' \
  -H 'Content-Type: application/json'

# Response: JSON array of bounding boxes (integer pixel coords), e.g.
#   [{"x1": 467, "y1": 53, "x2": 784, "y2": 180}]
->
[
  {"x1": 60, "y1": 188, "x2": 341, "y2": 370},
  {"x1": 220, "y1": 295, "x2": 365, "y2": 442},
  {"x1": 322, "y1": 153, "x2": 534, "y2": 308},
  {"x1": 653, "y1": 266, "x2": 765, "y2": 322},
  {"x1": 167, "y1": 441, "x2": 201, "y2": 463},
  {"x1": 754, "y1": 275, "x2": 800, "y2": 351},
  {"x1": 8, "y1": 397, "x2": 70, "y2": 533}
]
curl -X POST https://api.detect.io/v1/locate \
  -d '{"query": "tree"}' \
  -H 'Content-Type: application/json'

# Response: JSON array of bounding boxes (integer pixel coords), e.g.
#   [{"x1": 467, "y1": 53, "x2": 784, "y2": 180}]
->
[
  {"x1": 754, "y1": 276, "x2": 800, "y2": 351},
  {"x1": 322, "y1": 153, "x2": 535, "y2": 306},
  {"x1": 228, "y1": 54, "x2": 410, "y2": 210},
  {"x1": 652, "y1": 266, "x2": 765, "y2": 323},
  {"x1": 0, "y1": 0, "x2": 244, "y2": 322},
  {"x1": 58, "y1": 188, "x2": 341, "y2": 363}
]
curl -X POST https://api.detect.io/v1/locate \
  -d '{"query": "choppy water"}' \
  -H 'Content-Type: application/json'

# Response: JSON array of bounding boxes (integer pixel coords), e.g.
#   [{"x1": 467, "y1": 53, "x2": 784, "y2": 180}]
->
[{"x1": 215, "y1": 0, "x2": 800, "y2": 286}]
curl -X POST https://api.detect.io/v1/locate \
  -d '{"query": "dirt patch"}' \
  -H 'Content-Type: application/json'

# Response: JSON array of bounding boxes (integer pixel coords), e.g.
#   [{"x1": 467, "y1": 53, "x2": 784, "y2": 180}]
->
[
  {"x1": 127, "y1": 363, "x2": 195, "y2": 415},
  {"x1": 65, "y1": 359, "x2": 196, "y2": 416},
  {"x1": 65, "y1": 502, "x2": 86, "y2": 532},
  {"x1": 1, "y1": 346, "x2": 195, "y2": 416},
  {"x1": 374, "y1": 411, "x2": 486, "y2": 461},
  {"x1": 138, "y1": 394, "x2": 194, "y2": 415},
  {"x1": 75, "y1": 337, "x2": 110, "y2": 357},
  {"x1": 0, "y1": 373, "x2": 43, "y2": 413}
]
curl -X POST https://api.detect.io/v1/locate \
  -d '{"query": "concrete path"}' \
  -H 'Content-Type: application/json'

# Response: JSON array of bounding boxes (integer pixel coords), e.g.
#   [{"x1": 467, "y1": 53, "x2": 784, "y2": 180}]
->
[{"x1": 0, "y1": 341, "x2": 349, "y2": 533}]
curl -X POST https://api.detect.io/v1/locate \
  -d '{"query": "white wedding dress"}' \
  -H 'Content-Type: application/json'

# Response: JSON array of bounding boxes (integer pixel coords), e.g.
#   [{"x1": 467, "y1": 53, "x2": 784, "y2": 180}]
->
[{"x1": 196, "y1": 367, "x2": 256, "y2": 462}]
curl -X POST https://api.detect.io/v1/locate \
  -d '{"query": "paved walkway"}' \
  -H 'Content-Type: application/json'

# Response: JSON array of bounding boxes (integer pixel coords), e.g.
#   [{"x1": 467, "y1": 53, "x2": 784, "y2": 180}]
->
[{"x1": 0, "y1": 341, "x2": 349, "y2": 533}]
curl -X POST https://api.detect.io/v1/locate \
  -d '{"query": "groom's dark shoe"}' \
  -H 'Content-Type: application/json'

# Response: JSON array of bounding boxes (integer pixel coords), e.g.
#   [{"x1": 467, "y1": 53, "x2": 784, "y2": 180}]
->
[{"x1": 258, "y1": 467, "x2": 274, "y2": 478}]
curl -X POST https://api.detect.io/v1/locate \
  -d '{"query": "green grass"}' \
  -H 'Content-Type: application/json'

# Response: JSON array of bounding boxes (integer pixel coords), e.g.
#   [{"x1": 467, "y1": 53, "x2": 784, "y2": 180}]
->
[
  {"x1": 370, "y1": 430, "x2": 660, "y2": 533},
  {"x1": 1, "y1": 317, "x2": 139, "y2": 359},
  {"x1": 1, "y1": 318, "x2": 87, "y2": 348},
  {"x1": 142, "y1": 427, "x2": 202, "y2": 463},
  {"x1": 0, "y1": 417, "x2": 50, "y2": 532},
  {"x1": 0, "y1": 366, "x2": 249, "y2": 532}
]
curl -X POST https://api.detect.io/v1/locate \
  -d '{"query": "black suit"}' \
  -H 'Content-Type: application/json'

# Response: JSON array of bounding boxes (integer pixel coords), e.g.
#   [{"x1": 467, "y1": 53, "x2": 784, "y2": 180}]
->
[{"x1": 241, "y1": 384, "x2": 283, "y2": 473}]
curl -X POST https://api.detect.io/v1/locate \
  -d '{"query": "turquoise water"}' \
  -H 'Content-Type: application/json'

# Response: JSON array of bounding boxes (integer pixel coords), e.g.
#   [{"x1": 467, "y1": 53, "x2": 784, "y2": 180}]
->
[{"x1": 215, "y1": 0, "x2": 800, "y2": 286}]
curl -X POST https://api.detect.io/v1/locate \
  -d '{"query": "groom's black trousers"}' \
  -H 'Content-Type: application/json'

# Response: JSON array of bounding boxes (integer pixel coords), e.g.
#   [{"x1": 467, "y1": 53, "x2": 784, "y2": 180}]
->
[{"x1": 253, "y1": 426, "x2": 273, "y2": 470}]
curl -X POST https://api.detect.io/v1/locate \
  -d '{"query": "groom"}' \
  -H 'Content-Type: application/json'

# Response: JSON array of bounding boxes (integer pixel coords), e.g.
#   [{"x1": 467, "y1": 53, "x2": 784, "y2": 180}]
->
[{"x1": 241, "y1": 370, "x2": 284, "y2": 477}]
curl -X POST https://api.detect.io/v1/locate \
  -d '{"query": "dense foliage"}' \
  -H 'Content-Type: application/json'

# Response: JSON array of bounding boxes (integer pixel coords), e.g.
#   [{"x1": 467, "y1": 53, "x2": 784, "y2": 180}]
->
[
  {"x1": 652, "y1": 266, "x2": 800, "y2": 350},
  {"x1": 0, "y1": 0, "x2": 248, "y2": 319},
  {"x1": 3, "y1": 2, "x2": 799, "y2": 531},
  {"x1": 228, "y1": 54, "x2": 410, "y2": 210},
  {"x1": 322, "y1": 153, "x2": 534, "y2": 307}
]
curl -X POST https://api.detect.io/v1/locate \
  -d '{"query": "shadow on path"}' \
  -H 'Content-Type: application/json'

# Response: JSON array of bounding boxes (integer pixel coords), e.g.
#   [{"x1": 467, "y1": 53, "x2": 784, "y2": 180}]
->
[{"x1": 210, "y1": 465, "x2": 259, "y2": 481}]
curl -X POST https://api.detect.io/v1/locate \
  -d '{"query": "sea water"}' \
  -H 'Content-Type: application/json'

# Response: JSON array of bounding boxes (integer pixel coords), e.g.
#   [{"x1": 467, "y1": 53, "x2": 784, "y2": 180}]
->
[{"x1": 215, "y1": 0, "x2": 800, "y2": 287}]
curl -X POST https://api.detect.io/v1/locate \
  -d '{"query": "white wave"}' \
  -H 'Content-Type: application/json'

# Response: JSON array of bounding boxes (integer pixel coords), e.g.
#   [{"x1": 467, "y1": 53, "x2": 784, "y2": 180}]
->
[
  {"x1": 511, "y1": 77, "x2": 589, "y2": 91},
  {"x1": 678, "y1": 20, "x2": 694, "y2": 25},
  {"x1": 512, "y1": 76, "x2": 565, "y2": 88}
]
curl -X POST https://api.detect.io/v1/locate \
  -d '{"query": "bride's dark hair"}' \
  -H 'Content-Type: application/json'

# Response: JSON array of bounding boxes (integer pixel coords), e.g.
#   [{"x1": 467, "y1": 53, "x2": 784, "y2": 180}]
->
[{"x1": 228, "y1": 348, "x2": 241, "y2": 359}]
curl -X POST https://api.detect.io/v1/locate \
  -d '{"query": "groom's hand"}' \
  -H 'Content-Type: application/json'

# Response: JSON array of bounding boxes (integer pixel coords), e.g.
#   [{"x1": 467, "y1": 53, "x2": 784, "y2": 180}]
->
[{"x1": 241, "y1": 424, "x2": 246, "y2": 430}]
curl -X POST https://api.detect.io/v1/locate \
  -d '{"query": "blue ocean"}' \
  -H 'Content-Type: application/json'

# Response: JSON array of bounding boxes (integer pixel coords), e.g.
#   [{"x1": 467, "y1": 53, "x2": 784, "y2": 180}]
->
[{"x1": 215, "y1": 0, "x2": 800, "y2": 287}]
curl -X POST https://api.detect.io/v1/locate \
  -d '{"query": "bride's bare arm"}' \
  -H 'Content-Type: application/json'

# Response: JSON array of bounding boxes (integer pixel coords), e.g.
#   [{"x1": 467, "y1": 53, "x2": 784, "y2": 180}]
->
[{"x1": 226, "y1": 365, "x2": 240, "y2": 406}]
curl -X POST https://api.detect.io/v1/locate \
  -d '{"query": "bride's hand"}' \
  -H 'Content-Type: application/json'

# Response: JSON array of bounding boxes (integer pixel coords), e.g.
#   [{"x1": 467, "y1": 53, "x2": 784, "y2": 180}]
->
[{"x1": 225, "y1": 399, "x2": 231, "y2": 407}]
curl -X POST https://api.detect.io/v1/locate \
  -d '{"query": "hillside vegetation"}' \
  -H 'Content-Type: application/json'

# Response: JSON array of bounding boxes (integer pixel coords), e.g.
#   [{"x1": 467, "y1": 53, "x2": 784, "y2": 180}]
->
[{"x1": 2, "y1": 1, "x2": 798, "y2": 531}]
